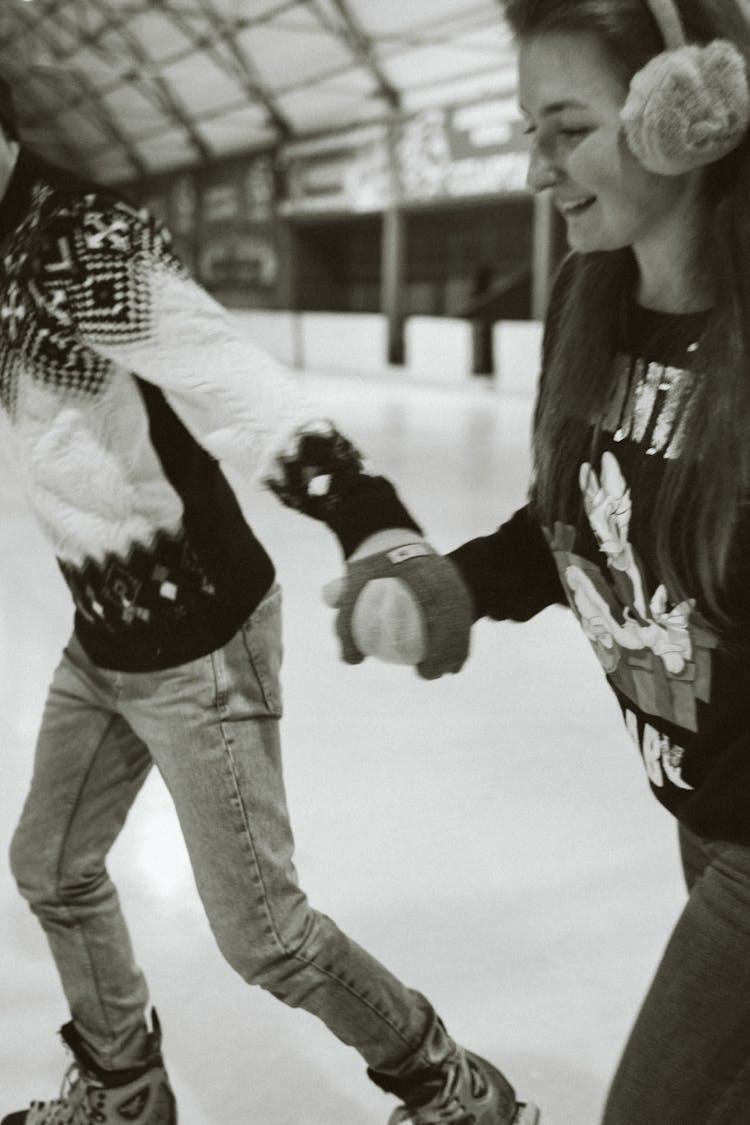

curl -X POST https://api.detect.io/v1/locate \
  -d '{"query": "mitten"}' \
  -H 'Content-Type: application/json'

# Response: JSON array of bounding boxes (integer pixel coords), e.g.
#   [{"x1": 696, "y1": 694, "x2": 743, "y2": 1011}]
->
[
  {"x1": 331, "y1": 575, "x2": 425, "y2": 664},
  {"x1": 323, "y1": 541, "x2": 473, "y2": 680}
]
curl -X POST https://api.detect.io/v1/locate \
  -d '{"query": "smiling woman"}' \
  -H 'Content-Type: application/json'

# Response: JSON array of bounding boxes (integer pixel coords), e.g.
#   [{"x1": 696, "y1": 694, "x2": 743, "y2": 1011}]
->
[
  {"x1": 519, "y1": 29, "x2": 707, "y2": 276},
  {"x1": 506, "y1": 0, "x2": 750, "y2": 631},
  {"x1": 350, "y1": 1, "x2": 750, "y2": 1123},
  {"x1": 469, "y1": 1, "x2": 750, "y2": 1121}
]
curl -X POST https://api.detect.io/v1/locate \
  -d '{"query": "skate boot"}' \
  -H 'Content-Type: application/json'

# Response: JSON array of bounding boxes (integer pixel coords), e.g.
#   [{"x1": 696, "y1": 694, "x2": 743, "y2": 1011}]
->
[
  {"x1": 2, "y1": 1008, "x2": 176, "y2": 1125},
  {"x1": 386, "y1": 1049, "x2": 540, "y2": 1125}
]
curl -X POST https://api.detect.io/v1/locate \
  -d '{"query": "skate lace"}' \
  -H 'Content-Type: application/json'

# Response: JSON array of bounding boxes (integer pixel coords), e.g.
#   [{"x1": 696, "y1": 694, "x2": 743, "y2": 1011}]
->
[
  {"x1": 26, "y1": 1061, "x2": 107, "y2": 1125},
  {"x1": 389, "y1": 1055, "x2": 486, "y2": 1125}
]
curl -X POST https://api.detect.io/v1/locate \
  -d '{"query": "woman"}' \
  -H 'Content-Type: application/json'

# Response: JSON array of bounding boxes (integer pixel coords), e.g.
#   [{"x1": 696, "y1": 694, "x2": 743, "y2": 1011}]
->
[{"x1": 331, "y1": 0, "x2": 750, "y2": 1120}]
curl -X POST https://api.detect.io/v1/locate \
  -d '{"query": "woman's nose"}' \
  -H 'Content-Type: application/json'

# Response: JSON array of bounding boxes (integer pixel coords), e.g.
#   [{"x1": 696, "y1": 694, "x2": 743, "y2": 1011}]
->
[{"x1": 526, "y1": 138, "x2": 561, "y2": 192}]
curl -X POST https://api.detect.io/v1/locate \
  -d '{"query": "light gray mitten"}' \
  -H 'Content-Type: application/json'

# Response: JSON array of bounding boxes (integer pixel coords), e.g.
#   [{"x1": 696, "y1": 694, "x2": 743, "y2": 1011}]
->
[{"x1": 324, "y1": 541, "x2": 473, "y2": 680}]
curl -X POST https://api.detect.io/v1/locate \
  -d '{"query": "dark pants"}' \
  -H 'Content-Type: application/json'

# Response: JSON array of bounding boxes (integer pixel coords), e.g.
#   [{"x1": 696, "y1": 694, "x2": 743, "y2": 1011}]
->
[{"x1": 603, "y1": 823, "x2": 750, "y2": 1123}]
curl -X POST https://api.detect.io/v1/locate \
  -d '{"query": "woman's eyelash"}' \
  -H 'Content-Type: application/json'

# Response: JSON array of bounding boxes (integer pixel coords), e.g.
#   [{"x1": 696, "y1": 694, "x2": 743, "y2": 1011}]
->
[{"x1": 522, "y1": 124, "x2": 588, "y2": 138}]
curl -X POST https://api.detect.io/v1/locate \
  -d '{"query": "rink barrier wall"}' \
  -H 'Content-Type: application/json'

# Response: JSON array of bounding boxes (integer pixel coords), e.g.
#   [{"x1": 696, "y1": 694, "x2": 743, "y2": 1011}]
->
[
  {"x1": 231, "y1": 310, "x2": 300, "y2": 367},
  {"x1": 492, "y1": 320, "x2": 544, "y2": 395},
  {"x1": 227, "y1": 311, "x2": 543, "y2": 394},
  {"x1": 404, "y1": 317, "x2": 473, "y2": 383},
  {"x1": 299, "y1": 313, "x2": 389, "y2": 374}
]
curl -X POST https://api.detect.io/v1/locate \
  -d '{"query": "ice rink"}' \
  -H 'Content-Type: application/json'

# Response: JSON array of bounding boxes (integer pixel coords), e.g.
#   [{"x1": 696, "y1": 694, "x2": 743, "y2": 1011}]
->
[{"x1": 0, "y1": 366, "x2": 687, "y2": 1124}]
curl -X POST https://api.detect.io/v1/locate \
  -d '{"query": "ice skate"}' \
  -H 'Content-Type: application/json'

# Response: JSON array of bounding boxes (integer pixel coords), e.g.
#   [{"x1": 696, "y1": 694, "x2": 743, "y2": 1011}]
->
[
  {"x1": 2, "y1": 1009, "x2": 176, "y2": 1125},
  {"x1": 387, "y1": 1049, "x2": 540, "y2": 1124}
]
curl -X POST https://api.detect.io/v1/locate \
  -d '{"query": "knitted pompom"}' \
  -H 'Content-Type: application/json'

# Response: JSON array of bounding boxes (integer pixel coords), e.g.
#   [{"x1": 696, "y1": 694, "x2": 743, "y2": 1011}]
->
[{"x1": 621, "y1": 40, "x2": 750, "y2": 175}]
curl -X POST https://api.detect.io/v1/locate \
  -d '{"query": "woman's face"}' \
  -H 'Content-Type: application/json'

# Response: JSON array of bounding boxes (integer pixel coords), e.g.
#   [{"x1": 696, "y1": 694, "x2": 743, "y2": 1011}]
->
[{"x1": 518, "y1": 30, "x2": 694, "y2": 255}]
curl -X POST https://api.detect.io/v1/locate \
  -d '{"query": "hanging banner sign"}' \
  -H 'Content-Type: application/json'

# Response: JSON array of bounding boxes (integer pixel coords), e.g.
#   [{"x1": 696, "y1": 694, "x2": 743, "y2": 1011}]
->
[
  {"x1": 193, "y1": 153, "x2": 279, "y2": 291},
  {"x1": 127, "y1": 152, "x2": 280, "y2": 289},
  {"x1": 278, "y1": 96, "x2": 529, "y2": 214},
  {"x1": 198, "y1": 153, "x2": 276, "y2": 226},
  {"x1": 244, "y1": 155, "x2": 276, "y2": 222},
  {"x1": 202, "y1": 181, "x2": 242, "y2": 224},
  {"x1": 199, "y1": 233, "x2": 278, "y2": 288},
  {"x1": 396, "y1": 97, "x2": 529, "y2": 201},
  {"x1": 279, "y1": 124, "x2": 393, "y2": 215},
  {"x1": 170, "y1": 173, "x2": 199, "y2": 235}
]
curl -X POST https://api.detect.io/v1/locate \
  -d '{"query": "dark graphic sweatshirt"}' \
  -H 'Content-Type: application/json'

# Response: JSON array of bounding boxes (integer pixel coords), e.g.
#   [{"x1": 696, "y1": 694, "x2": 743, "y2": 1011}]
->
[{"x1": 451, "y1": 256, "x2": 750, "y2": 845}]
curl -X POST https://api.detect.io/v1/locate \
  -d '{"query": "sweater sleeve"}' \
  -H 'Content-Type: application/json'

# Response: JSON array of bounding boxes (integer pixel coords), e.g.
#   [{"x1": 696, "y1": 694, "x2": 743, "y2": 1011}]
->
[
  {"x1": 29, "y1": 193, "x2": 420, "y2": 554},
  {"x1": 449, "y1": 504, "x2": 566, "y2": 622}
]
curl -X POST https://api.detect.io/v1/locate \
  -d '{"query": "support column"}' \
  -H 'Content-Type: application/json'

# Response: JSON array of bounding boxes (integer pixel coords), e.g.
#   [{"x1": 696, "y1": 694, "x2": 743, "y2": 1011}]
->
[
  {"x1": 381, "y1": 203, "x2": 406, "y2": 364},
  {"x1": 275, "y1": 218, "x2": 304, "y2": 367},
  {"x1": 381, "y1": 115, "x2": 406, "y2": 365},
  {"x1": 275, "y1": 219, "x2": 297, "y2": 309}
]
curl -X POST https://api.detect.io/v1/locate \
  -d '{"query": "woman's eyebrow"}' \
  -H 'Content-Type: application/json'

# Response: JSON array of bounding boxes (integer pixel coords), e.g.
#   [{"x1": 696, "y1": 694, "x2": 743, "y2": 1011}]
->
[
  {"x1": 520, "y1": 98, "x2": 589, "y2": 117},
  {"x1": 541, "y1": 99, "x2": 588, "y2": 115}
]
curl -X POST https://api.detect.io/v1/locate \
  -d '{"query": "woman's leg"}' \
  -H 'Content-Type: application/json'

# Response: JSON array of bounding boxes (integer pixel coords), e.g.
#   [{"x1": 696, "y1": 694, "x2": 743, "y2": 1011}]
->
[
  {"x1": 9, "y1": 637, "x2": 154, "y2": 1069},
  {"x1": 122, "y1": 584, "x2": 459, "y2": 1082},
  {"x1": 602, "y1": 823, "x2": 750, "y2": 1124}
]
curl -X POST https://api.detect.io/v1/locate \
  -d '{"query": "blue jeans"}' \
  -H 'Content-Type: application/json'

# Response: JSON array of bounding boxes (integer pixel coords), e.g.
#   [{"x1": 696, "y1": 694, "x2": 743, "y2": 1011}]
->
[
  {"x1": 603, "y1": 824, "x2": 750, "y2": 1123},
  {"x1": 9, "y1": 584, "x2": 455, "y2": 1080}
]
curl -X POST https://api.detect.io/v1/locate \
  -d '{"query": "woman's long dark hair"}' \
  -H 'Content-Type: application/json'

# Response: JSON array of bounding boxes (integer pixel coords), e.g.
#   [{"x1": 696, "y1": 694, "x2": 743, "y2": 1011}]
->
[{"x1": 504, "y1": 0, "x2": 750, "y2": 632}]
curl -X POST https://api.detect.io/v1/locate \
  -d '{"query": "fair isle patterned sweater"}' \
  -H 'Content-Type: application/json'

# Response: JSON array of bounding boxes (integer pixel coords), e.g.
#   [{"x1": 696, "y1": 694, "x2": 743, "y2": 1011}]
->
[
  {"x1": 451, "y1": 257, "x2": 750, "y2": 845},
  {"x1": 0, "y1": 150, "x2": 419, "y2": 671}
]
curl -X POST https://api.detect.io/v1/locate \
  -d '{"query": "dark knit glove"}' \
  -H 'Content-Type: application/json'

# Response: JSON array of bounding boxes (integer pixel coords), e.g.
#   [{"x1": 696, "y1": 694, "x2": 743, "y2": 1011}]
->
[{"x1": 323, "y1": 540, "x2": 473, "y2": 680}]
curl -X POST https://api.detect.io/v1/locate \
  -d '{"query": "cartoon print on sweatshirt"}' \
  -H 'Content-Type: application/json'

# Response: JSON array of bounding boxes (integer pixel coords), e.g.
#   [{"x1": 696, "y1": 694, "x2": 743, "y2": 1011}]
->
[
  {"x1": 546, "y1": 451, "x2": 717, "y2": 790},
  {"x1": 573, "y1": 454, "x2": 693, "y2": 674}
]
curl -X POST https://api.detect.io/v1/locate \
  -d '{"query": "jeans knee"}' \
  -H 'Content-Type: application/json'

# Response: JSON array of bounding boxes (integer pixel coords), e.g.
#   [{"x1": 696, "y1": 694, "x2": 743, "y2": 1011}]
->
[
  {"x1": 9, "y1": 823, "x2": 104, "y2": 910},
  {"x1": 9, "y1": 824, "x2": 50, "y2": 905},
  {"x1": 215, "y1": 895, "x2": 326, "y2": 991}
]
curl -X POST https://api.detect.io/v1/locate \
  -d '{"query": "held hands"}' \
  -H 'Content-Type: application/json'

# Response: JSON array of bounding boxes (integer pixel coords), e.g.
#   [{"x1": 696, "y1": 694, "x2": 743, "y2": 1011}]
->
[{"x1": 322, "y1": 530, "x2": 473, "y2": 680}]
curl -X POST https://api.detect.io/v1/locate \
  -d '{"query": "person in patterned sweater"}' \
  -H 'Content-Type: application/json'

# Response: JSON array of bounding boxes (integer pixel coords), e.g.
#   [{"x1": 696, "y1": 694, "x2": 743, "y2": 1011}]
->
[
  {"x1": 337, "y1": 0, "x2": 750, "y2": 1121},
  {"x1": 0, "y1": 82, "x2": 539, "y2": 1125}
]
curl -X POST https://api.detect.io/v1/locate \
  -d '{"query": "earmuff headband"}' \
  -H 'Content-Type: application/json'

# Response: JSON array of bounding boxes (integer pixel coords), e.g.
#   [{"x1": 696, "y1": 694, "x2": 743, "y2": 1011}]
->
[
  {"x1": 621, "y1": 0, "x2": 750, "y2": 174},
  {"x1": 644, "y1": 0, "x2": 688, "y2": 51}
]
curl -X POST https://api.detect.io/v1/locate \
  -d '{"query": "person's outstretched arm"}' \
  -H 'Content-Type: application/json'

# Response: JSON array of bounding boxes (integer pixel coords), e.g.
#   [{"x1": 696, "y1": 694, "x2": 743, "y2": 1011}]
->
[
  {"x1": 320, "y1": 253, "x2": 578, "y2": 676},
  {"x1": 35, "y1": 191, "x2": 472, "y2": 676},
  {"x1": 448, "y1": 504, "x2": 566, "y2": 624}
]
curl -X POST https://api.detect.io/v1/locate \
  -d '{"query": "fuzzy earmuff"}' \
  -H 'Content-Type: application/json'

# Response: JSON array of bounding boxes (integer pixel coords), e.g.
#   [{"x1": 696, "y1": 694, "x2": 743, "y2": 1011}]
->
[{"x1": 621, "y1": 39, "x2": 750, "y2": 174}]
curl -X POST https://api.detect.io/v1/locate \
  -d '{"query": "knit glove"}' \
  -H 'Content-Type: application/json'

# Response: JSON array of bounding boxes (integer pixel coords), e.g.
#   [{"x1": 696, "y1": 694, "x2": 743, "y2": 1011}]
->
[{"x1": 323, "y1": 532, "x2": 473, "y2": 680}]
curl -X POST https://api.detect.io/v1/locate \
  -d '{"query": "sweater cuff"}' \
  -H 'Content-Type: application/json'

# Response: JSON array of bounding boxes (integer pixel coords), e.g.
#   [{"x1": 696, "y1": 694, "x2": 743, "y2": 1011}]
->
[
  {"x1": 324, "y1": 476, "x2": 422, "y2": 557},
  {"x1": 448, "y1": 505, "x2": 566, "y2": 622}
]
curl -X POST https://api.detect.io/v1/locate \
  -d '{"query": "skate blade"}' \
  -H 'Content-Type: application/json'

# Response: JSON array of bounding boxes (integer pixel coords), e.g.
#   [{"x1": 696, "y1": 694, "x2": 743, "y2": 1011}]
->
[{"x1": 513, "y1": 1104, "x2": 540, "y2": 1125}]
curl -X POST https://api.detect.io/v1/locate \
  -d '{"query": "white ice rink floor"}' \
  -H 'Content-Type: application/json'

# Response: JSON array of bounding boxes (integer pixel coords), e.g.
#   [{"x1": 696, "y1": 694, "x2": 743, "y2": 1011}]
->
[{"x1": 0, "y1": 368, "x2": 687, "y2": 1124}]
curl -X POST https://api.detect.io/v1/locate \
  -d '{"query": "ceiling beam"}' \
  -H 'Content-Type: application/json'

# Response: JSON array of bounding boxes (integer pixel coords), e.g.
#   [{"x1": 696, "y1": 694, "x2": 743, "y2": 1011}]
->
[
  {"x1": 3, "y1": 0, "x2": 300, "y2": 154},
  {"x1": 9, "y1": 0, "x2": 213, "y2": 165},
  {"x1": 7, "y1": 2, "x2": 147, "y2": 176},
  {"x1": 160, "y1": 0, "x2": 295, "y2": 140},
  {"x1": 305, "y1": 0, "x2": 400, "y2": 112},
  {"x1": 92, "y1": 0, "x2": 212, "y2": 163}
]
